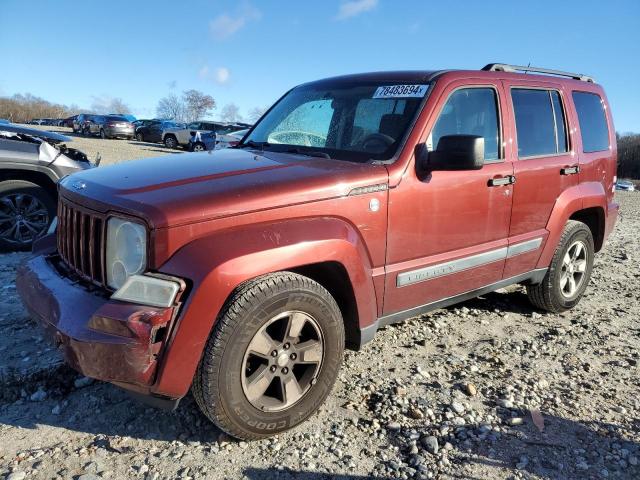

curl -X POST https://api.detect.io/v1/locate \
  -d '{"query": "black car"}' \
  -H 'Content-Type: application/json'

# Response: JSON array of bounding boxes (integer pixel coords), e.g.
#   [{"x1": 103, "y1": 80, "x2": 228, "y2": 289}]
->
[
  {"x1": 72, "y1": 113, "x2": 95, "y2": 133},
  {"x1": 135, "y1": 120, "x2": 181, "y2": 143},
  {"x1": 0, "y1": 124, "x2": 93, "y2": 250}
]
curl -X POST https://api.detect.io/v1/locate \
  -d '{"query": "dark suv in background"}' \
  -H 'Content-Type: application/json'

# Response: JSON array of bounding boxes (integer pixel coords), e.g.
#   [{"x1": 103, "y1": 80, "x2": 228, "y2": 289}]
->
[
  {"x1": 84, "y1": 115, "x2": 134, "y2": 139},
  {"x1": 135, "y1": 120, "x2": 183, "y2": 143}
]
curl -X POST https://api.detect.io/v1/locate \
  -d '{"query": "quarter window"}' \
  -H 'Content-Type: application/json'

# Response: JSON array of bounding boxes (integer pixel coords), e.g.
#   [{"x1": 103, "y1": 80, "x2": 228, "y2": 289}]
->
[
  {"x1": 572, "y1": 92, "x2": 609, "y2": 153},
  {"x1": 511, "y1": 89, "x2": 568, "y2": 158},
  {"x1": 429, "y1": 88, "x2": 500, "y2": 161}
]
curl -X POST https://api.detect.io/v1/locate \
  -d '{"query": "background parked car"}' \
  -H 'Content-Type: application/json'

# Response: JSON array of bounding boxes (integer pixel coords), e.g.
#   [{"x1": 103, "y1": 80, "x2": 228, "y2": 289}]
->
[
  {"x1": 162, "y1": 121, "x2": 242, "y2": 149},
  {"x1": 63, "y1": 115, "x2": 77, "y2": 128},
  {"x1": 216, "y1": 128, "x2": 248, "y2": 149},
  {"x1": 136, "y1": 120, "x2": 182, "y2": 143},
  {"x1": 72, "y1": 113, "x2": 94, "y2": 133},
  {"x1": 84, "y1": 115, "x2": 134, "y2": 139},
  {"x1": 616, "y1": 179, "x2": 636, "y2": 191},
  {"x1": 188, "y1": 131, "x2": 216, "y2": 152},
  {"x1": 0, "y1": 123, "x2": 92, "y2": 250}
]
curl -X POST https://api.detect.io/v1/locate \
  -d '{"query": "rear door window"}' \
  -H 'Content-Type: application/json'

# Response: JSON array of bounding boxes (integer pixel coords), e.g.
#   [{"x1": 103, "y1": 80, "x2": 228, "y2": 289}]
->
[
  {"x1": 511, "y1": 89, "x2": 568, "y2": 158},
  {"x1": 572, "y1": 92, "x2": 609, "y2": 153}
]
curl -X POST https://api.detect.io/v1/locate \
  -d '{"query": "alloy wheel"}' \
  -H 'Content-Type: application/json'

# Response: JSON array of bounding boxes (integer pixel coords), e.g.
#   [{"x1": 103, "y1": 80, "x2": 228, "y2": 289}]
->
[
  {"x1": 560, "y1": 240, "x2": 588, "y2": 298},
  {"x1": 0, "y1": 193, "x2": 50, "y2": 246},
  {"x1": 241, "y1": 311, "x2": 324, "y2": 412}
]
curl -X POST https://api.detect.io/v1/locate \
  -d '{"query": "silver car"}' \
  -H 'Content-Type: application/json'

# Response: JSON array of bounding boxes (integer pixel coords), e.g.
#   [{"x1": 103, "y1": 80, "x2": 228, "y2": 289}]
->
[
  {"x1": 162, "y1": 121, "x2": 242, "y2": 149},
  {"x1": 0, "y1": 124, "x2": 93, "y2": 250}
]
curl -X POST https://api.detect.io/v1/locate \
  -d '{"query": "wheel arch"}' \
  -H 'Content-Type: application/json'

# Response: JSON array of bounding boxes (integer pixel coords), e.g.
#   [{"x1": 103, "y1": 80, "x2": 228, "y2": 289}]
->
[
  {"x1": 537, "y1": 181, "x2": 607, "y2": 268},
  {"x1": 569, "y1": 206, "x2": 605, "y2": 252},
  {"x1": 0, "y1": 168, "x2": 58, "y2": 200},
  {"x1": 152, "y1": 217, "x2": 379, "y2": 397}
]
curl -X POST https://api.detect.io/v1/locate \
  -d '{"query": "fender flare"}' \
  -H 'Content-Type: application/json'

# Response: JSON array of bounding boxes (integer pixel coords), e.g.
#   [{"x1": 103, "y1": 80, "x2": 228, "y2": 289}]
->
[
  {"x1": 152, "y1": 216, "x2": 378, "y2": 398},
  {"x1": 536, "y1": 181, "x2": 607, "y2": 268}
]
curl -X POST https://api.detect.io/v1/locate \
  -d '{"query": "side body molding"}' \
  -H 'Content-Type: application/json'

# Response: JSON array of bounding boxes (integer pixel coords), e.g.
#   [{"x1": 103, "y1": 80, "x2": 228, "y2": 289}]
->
[
  {"x1": 537, "y1": 181, "x2": 607, "y2": 268},
  {"x1": 152, "y1": 217, "x2": 379, "y2": 398}
]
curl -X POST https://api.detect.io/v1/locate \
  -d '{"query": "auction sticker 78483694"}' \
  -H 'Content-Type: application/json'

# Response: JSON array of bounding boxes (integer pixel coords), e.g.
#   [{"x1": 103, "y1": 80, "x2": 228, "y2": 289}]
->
[{"x1": 372, "y1": 84, "x2": 428, "y2": 98}]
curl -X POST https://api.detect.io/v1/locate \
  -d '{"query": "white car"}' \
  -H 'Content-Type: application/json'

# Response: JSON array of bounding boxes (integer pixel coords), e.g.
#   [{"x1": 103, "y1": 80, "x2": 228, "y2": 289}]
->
[{"x1": 215, "y1": 128, "x2": 249, "y2": 150}]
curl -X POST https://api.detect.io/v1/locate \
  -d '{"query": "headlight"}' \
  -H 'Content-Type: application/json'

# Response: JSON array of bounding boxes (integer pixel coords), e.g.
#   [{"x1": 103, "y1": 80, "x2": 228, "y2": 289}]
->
[
  {"x1": 111, "y1": 274, "x2": 180, "y2": 308},
  {"x1": 106, "y1": 217, "x2": 147, "y2": 290}
]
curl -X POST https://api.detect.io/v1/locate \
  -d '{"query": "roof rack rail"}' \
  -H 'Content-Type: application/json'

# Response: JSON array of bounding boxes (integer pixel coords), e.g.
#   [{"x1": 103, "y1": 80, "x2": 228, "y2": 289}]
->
[{"x1": 482, "y1": 63, "x2": 595, "y2": 83}]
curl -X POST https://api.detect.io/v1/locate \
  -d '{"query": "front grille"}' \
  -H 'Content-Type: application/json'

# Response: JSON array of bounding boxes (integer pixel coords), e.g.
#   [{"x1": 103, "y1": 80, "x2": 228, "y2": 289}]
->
[{"x1": 57, "y1": 198, "x2": 107, "y2": 287}]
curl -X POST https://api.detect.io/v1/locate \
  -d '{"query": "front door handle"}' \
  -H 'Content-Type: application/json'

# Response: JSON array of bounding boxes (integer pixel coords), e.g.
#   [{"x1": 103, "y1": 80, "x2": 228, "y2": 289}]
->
[
  {"x1": 561, "y1": 165, "x2": 580, "y2": 175},
  {"x1": 488, "y1": 175, "x2": 516, "y2": 187}
]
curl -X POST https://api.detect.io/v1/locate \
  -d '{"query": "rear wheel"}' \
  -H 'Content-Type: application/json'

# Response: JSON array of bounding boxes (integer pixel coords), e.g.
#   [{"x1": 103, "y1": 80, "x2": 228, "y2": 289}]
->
[
  {"x1": 164, "y1": 135, "x2": 178, "y2": 149},
  {"x1": 192, "y1": 272, "x2": 344, "y2": 440},
  {"x1": 0, "y1": 180, "x2": 55, "y2": 251},
  {"x1": 527, "y1": 220, "x2": 594, "y2": 312},
  {"x1": 100, "y1": 129, "x2": 107, "y2": 139},
  {"x1": 192, "y1": 142, "x2": 205, "y2": 152}
]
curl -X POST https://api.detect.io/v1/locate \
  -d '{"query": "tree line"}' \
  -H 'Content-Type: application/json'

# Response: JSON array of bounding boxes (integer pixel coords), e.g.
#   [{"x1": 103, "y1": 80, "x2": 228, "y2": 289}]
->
[
  {"x1": 617, "y1": 133, "x2": 640, "y2": 179},
  {"x1": 0, "y1": 90, "x2": 267, "y2": 125}
]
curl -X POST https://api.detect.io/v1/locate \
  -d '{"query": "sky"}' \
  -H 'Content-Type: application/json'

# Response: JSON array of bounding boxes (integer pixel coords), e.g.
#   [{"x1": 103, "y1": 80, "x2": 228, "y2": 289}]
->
[{"x1": 1, "y1": 0, "x2": 639, "y2": 131}]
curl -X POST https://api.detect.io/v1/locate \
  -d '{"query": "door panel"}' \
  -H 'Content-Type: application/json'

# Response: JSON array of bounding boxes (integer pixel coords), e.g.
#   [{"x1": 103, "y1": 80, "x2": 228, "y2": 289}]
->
[
  {"x1": 502, "y1": 80, "x2": 579, "y2": 278},
  {"x1": 383, "y1": 81, "x2": 514, "y2": 316}
]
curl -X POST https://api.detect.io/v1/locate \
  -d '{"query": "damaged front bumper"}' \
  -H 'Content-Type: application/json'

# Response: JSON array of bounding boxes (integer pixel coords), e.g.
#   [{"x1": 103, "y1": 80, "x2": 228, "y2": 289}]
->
[{"x1": 16, "y1": 246, "x2": 182, "y2": 406}]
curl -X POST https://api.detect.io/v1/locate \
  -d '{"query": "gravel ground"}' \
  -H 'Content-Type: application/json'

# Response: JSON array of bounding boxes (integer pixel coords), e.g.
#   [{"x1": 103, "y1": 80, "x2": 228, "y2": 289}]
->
[
  {"x1": 0, "y1": 146, "x2": 638, "y2": 480},
  {"x1": 16, "y1": 123, "x2": 182, "y2": 166}
]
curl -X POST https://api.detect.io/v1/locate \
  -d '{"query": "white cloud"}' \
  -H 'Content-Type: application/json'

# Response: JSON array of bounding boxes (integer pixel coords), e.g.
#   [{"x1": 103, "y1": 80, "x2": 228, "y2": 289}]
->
[
  {"x1": 209, "y1": 3, "x2": 261, "y2": 40},
  {"x1": 335, "y1": 0, "x2": 378, "y2": 20},
  {"x1": 199, "y1": 65, "x2": 231, "y2": 85},
  {"x1": 215, "y1": 67, "x2": 230, "y2": 85}
]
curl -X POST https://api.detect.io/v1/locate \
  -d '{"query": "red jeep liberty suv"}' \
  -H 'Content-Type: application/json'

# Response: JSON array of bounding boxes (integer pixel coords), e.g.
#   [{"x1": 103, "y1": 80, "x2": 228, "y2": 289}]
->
[{"x1": 17, "y1": 63, "x2": 619, "y2": 440}]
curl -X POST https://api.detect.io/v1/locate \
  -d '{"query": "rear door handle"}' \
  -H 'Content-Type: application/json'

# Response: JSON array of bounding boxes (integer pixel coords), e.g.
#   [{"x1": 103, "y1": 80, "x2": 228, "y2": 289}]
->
[
  {"x1": 561, "y1": 165, "x2": 580, "y2": 175},
  {"x1": 488, "y1": 175, "x2": 516, "y2": 187}
]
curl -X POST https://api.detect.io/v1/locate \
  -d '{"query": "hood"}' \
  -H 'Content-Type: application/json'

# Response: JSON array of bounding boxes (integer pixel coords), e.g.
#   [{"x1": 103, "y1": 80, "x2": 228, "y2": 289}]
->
[
  {"x1": 59, "y1": 148, "x2": 389, "y2": 228},
  {"x1": 0, "y1": 124, "x2": 70, "y2": 143}
]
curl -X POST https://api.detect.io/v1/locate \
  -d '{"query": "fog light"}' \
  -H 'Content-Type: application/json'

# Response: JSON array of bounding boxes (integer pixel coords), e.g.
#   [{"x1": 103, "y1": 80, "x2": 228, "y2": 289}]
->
[{"x1": 111, "y1": 274, "x2": 180, "y2": 308}]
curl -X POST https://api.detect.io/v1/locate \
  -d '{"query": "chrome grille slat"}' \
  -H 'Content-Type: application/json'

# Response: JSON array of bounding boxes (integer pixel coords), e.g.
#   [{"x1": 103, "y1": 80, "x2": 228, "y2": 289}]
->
[{"x1": 56, "y1": 198, "x2": 107, "y2": 287}]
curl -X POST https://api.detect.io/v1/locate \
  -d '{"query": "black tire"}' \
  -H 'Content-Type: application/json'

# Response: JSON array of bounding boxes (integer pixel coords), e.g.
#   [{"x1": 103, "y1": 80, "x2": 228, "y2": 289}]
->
[
  {"x1": 192, "y1": 272, "x2": 344, "y2": 440},
  {"x1": 192, "y1": 142, "x2": 206, "y2": 152},
  {"x1": 100, "y1": 129, "x2": 107, "y2": 139},
  {"x1": 527, "y1": 220, "x2": 594, "y2": 313},
  {"x1": 136, "y1": 132, "x2": 144, "y2": 142},
  {"x1": 164, "y1": 135, "x2": 178, "y2": 149},
  {"x1": 0, "y1": 180, "x2": 56, "y2": 251}
]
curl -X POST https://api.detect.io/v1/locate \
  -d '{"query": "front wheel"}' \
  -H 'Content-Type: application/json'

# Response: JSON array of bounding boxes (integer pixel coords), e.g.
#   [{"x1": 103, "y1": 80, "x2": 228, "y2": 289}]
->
[
  {"x1": 136, "y1": 132, "x2": 144, "y2": 141},
  {"x1": 192, "y1": 272, "x2": 344, "y2": 440},
  {"x1": 527, "y1": 220, "x2": 594, "y2": 313},
  {"x1": 0, "y1": 180, "x2": 55, "y2": 251},
  {"x1": 100, "y1": 129, "x2": 107, "y2": 139},
  {"x1": 192, "y1": 142, "x2": 205, "y2": 152}
]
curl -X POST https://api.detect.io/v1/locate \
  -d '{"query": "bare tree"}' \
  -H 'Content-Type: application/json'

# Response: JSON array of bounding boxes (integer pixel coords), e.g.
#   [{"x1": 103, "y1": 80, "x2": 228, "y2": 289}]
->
[
  {"x1": 182, "y1": 89, "x2": 216, "y2": 122},
  {"x1": 247, "y1": 106, "x2": 267, "y2": 123},
  {"x1": 156, "y1": 93, "x2": 186, "y2": 122},
  {"x1": 220, "y1": 103, "x2": 242, "y2": 123}
]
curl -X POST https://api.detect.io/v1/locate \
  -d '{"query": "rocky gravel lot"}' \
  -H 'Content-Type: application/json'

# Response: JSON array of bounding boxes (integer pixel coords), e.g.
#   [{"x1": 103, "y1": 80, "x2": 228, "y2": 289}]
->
[
  {"x1": 16, "y1": 124, "x2": 183, "y2": 166},
  {"x1": 0, "y1": 139, "x2": 638, "y2": 480}
]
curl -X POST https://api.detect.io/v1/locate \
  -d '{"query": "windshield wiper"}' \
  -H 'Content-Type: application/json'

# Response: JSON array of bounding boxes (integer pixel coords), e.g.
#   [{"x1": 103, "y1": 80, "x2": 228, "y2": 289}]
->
[
  {"x1": 284, "y1": 148, "x2": 331, "y2": 159},
  {"x1": 237, "y1": 140, "x2": 270, "y2": 150}
]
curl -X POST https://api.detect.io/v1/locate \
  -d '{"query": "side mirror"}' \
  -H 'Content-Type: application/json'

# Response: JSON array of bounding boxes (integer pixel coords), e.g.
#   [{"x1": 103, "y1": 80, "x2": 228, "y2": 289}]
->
[{"x1": 416, "y1": 134, "x2": 485, "y2": 172}]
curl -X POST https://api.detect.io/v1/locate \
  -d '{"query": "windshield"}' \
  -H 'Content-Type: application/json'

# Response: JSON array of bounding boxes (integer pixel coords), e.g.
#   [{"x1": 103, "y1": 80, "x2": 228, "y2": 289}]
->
[{"x1": 243, "y1": 82, "x2": 429, "y2": 162}]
